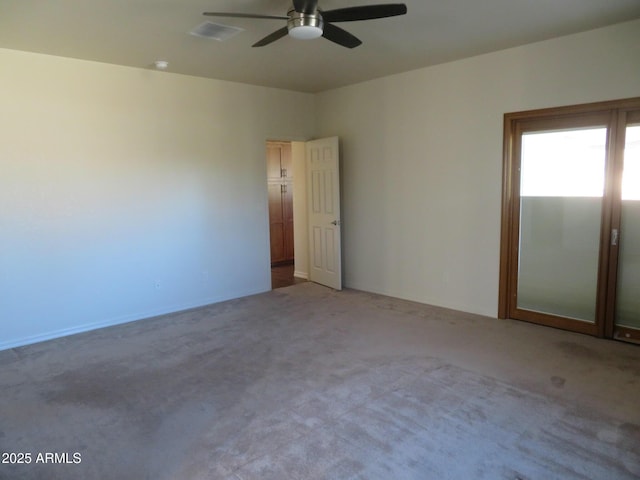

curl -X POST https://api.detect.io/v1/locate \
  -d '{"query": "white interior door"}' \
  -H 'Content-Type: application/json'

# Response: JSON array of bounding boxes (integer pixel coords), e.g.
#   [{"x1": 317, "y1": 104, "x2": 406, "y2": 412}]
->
[{"x1": 306, "y1": 137, "x2": 342, "y2": 290}]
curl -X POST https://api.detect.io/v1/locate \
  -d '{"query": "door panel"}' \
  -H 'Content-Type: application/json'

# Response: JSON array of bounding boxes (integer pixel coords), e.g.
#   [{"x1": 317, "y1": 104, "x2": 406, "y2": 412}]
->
[
  {"x1": 614, "y1": 119, "x2": 640, "y2": 341},
  {"x1": 267, "y1": 145, "x2": 283, "y2": 180},
  {"x1": 283, "y1": 183, "x2": 294, "y2": 260},
  {"x1": 516, "y1": 127, "x2": 607, "y2": 324},
  {"x1": 268, "y1": 182, "x2": 285, "y2": 263},
  {"x1": 306, "y1": 137, "x2": 342, "y2": 290}
]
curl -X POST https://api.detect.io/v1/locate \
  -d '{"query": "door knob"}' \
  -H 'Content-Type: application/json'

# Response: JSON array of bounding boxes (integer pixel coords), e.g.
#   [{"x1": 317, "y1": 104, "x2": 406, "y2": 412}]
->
[{"x1": 331, "y1": 220, "x2": 341, "y2": 226}]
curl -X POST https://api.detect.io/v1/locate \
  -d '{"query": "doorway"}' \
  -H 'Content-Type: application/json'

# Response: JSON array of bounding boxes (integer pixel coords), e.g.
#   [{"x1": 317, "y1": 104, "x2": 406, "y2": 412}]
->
[
  {"x1": 266, "y1": 140, "x2": 309, "y2": 289},
  {"x1": 265, "y1": 137, "x2": 343, "y2": 291},
  {"x1": 267, "y1": 141, "x2": 294, "y2": 268},
  {"x1": 499, "y1": 97, "x2": 640, "y2": 343}
]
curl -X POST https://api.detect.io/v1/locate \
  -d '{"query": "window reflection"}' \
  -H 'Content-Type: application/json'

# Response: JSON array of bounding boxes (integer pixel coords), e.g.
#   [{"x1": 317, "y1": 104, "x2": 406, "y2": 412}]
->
[{"x1": 521, "y1": 128, "x2": 607, "y2": 197}]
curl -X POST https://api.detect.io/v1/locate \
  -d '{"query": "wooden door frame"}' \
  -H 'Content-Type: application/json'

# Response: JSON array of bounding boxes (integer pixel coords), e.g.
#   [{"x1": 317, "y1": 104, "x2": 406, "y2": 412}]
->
[
  {"x1": 498, "y1": 97, "x2": 640, "y2": 338},
  {"x1": 604, "y1": 109, "x2": 640, "y2": 341}
]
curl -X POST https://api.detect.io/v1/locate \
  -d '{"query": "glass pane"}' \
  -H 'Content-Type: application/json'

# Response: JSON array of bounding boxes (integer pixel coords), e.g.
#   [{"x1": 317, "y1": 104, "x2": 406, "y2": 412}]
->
[
  {"x1": 616, "y1": 124, "x2": 640, "y2": 329},
  {"x1": 517, "y1": 127, "x2": 607, "y2": 322}
]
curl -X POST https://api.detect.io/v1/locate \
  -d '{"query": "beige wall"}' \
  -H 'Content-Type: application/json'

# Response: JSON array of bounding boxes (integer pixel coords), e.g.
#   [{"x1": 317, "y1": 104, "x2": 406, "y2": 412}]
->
[
  {"x1": 2, "y1": 19, "x2": 639, "y2": 348},
  {"x1": 0, "y1": 49, "x2": 315, "y2": 349},
  {"x1": 315, "y1": 19, "x2": 640, "y2": 317}
]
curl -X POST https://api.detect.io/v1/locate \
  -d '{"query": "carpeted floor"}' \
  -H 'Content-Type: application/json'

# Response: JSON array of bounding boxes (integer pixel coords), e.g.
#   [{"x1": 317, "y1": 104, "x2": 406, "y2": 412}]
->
[{"x1": 0, "y1": 283, "x2": 639, "y2": 480}]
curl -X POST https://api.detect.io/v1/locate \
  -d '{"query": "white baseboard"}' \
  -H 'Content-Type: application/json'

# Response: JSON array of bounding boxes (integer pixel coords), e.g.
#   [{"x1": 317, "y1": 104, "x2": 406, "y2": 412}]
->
[
  {"x1": 0, "y1": 287, "x2": 269, "y2": 352},
  {"x1": 293, "y1": 271, "x2": 309, "y2": 280}
]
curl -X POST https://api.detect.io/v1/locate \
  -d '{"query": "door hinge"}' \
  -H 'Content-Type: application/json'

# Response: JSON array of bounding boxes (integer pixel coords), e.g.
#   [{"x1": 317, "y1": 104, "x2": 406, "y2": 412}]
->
[
  {"x1": 611, "y1": 228, "x2": 619, "y2": 246},
  {"x1": 281, "y1": 168, "x2": 287, "y2": 178}
]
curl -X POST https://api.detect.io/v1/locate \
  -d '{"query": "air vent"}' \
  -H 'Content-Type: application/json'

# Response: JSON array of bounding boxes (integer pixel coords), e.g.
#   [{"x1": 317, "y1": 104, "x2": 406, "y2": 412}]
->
[{"x1": 189, "y1": 21, "x2": 244, "y2": 41}]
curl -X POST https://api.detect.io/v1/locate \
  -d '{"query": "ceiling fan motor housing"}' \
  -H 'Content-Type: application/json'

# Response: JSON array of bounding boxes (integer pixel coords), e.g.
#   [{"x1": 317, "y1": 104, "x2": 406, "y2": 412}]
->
[
  {"x1": 287, "y1": 8, "x2": 324, "y2": 39},
  {"x1": 203, "y1": 3, "x2": 407, "y2": 48}
]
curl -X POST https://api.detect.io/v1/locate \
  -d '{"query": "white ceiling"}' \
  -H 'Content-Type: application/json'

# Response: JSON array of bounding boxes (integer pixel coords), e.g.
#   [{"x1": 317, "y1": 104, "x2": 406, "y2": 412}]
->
[{"x1": 1, "y1": 0, "x2": 639, "y2": 93}]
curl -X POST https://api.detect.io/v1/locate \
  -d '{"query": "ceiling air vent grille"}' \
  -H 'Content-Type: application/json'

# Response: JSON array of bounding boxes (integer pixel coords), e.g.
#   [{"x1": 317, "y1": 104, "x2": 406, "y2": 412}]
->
[{"x1": 189, "y1": 22, "x2": 244, "y2": 41}]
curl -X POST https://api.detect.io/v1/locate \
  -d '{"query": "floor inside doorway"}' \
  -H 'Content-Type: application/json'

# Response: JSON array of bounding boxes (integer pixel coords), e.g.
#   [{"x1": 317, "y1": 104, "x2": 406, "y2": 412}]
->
[{"x1": 271, "y1": 263, "x2": 307, "y2": 289}]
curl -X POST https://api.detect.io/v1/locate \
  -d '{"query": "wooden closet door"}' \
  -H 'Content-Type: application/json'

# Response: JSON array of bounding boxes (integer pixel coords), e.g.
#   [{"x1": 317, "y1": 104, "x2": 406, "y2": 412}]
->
[
  {"x1": 267, "y1": 141, "x2": 294, "y2": 266},
  {"x1": 267, "y1": 144, "x2": 284, "y2": 181},
  {"x1": 283, "y1": 183, "x2": 294, "y2": 260},
  {"x1": 268, "y1": 182, "x2": 285, "y2": 264}
]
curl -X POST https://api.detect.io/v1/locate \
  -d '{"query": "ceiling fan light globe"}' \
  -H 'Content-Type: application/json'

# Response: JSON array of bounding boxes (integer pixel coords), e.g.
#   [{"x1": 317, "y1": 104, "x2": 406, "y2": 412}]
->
[
  {"x1": 287, "y1": 10, "x2": 324, "y2": 40},
  {"x1": 289, "y1": 25, "x2": 323, "y2": 40}
]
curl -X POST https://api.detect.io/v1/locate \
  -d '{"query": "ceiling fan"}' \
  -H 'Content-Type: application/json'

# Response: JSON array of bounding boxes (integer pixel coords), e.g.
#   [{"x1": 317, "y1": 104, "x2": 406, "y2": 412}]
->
[{"x1": 203, "y1": 1, "x2": 408, "y2": 48}]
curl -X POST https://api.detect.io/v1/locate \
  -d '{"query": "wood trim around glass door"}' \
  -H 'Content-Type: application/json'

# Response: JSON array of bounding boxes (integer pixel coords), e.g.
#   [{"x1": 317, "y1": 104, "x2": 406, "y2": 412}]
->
[
  {"x1": 498, "y1": 97, "x2": 640, "y2": 338},
  {"x1": 604, "y1": 109, "x2": 640, "y2": 343}
]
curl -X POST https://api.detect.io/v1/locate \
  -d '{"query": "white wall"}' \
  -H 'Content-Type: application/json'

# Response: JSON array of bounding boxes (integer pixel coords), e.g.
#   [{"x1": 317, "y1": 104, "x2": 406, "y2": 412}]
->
[
  {"x1": 2, "y1": 20, "x2": 639, "y2": 350},
  {"x1": 315, "y1": 19, "x2": 640, "y2": 317},
  {"x1": 0, "y1": 49, "x2": 315, "y2": 349}
]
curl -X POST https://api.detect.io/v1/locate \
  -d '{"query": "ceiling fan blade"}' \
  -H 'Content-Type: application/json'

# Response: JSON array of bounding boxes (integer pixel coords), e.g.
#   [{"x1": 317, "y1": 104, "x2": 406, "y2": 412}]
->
[
  {"x1": 203, "y1": 12, "x2": 288, "y2": 20},
  {"x1": 322, "y1": 4, "x2": 407, "y2": 23},
  {"x1": 322, "y1": 23, "x2": 362, "y2": 49},
  {"x1": 293, "y1": 0, "x2": 319, "y2": 14},
  {"x1": 252, "y1": 27, "x2": 289, "y2": 47}
]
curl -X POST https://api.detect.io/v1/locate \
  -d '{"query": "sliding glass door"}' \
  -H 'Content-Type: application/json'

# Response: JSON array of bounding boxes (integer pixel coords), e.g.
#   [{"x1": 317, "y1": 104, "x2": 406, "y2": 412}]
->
[
  {"x1": 517, "y1": 124, "x2": 607, "y2": 329},
  {"x1": 611, "y1": 113, "x2": 640, "y2": 342},
  {"x1": 500, "y1": 98, "x2": 640, "y2": 343}
]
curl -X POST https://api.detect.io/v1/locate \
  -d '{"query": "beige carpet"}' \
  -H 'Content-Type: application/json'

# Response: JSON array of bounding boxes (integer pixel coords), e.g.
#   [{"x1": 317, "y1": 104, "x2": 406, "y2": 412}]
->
[{"x1": 0, "y1": 283, "x2": 639, "y2": 479}]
